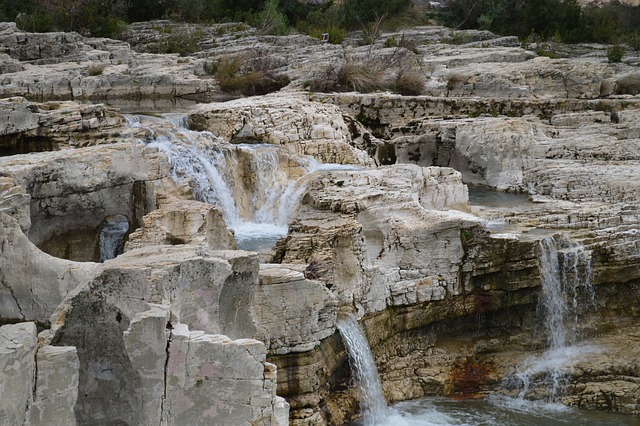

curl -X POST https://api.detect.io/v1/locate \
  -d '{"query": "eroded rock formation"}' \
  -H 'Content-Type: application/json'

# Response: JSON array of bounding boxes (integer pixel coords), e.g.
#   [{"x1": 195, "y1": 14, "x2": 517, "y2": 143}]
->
[{"x1": 0, "y1": 20, "x2": 639, "y2": 426}]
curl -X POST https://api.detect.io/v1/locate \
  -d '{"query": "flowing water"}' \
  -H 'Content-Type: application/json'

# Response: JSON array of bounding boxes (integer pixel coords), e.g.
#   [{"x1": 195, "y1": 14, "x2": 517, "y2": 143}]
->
[
  {"x1": 346, "y1": 234, "x2": 626, "y2": 426},
  {"x1": 373, "y1": 396, "x2": 640, "y2": 426},
  {"x1": 338, "y1": 314, "x2": 389, "y2": 426},
  {"x1": 126, "y1": 114, "x2": 635, "y2": 425},
  {"x1": 507, "y1": 236, "x2": 597, "y2": 401},
  {"x1": 129, "y1": 114, "x2": 322, "y2": 251},
  {"x1": 99, "y1": 215, "x2": 129, "y2": 262}
]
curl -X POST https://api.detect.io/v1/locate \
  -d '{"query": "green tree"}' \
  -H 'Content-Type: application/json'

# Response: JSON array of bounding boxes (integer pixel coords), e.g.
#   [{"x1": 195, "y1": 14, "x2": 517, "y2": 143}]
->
[
  {"x1": 340, "y1": 0, "x2": 411, "y2": 28},
  {"x1": 0, "y1": 0, "x2": 35, "y2": 22},
  {"x1": 255, "y1": 0, "x2": 289, "y2": 35}
]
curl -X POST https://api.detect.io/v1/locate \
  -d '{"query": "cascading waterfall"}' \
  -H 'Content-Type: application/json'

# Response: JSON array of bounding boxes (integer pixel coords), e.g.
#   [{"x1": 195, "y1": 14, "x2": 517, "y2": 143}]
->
[
  {"x1": 130, "y1": 114, "x2": 320, "y2": 251},
  {"x1": 99, "y1": 215, "x2": 129, "y2": 262},
  {"x1": 511, "y1": 235, "x2": 596, "y2": 402},
  {"x1": 337, "y1": 315, "x2": 388, "y2": 426}
]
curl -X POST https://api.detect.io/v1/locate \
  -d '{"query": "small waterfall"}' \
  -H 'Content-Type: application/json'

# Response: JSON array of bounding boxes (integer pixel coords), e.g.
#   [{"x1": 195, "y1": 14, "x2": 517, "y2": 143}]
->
[
  {"x1": 510, "y1": 235, "x2": 596, "y2": 402},
  {"x1": 337, "y1": 315, "x2": 388, "y2": 426},
  {"x1": 99, "y1": 215, "x2": 129, "y2": 262},
  {"x1": 132, "y1": 115, "x2": 319, "y2": 251},
  {"x1": 539, "y1": 236, "x2": 594, "y2": 350}
]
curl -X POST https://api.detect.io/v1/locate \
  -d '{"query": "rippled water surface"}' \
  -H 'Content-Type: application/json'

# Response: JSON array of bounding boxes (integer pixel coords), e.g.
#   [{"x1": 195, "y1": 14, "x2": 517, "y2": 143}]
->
[{"x1": 350, "y1": 397, "x2": 640, "y2": 426}]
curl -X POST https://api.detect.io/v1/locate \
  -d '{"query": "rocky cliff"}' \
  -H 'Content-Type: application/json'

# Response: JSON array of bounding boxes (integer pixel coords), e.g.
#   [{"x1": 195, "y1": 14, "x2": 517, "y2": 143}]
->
[{"x1": 0, "y1": 20, "x2": 639, "y2": 426}]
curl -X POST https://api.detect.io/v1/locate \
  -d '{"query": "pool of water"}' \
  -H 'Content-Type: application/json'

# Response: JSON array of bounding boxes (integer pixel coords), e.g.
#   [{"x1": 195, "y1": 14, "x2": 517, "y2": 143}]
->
[
  {"x1": 468, "y1": 185, "x2": 531, "y2": 208},
  {"x1": 351, "y1": 396, "x2": 640, "y2": 426}
]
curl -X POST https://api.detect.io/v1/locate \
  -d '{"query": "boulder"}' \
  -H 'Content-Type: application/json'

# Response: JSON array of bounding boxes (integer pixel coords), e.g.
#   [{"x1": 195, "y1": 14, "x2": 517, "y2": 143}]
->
[
  {"x1": 0, "y1": 322, "x2": 37, "y2": 426},
  {"x1": 29, "y1": 346, "x2": 80, "y2": 426},
  {"x1": 188, "y1": 94, "x2": 377, "y2": 166},
  {"x1": 0, "y1": 214, "x2": 98, "y2": 323}
]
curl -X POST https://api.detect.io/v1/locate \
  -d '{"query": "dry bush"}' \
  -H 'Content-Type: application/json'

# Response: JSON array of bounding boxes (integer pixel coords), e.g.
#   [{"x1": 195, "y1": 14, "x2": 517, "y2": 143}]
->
[
  {"x1": 338, "y1": 60, "x2": 387, "y2": 92},
  {"x1": 394, "y1": 69, "x2": 425, "y2": 95},
  {"x1": 88, "y1": 63, "x2": 106, "y2": 76},
  {"x1": 215, "y1": 54, "x2": 290, "y2": 96},
  {"x1": 361, "y1": 14, "x2": 386, "y2": 46}
]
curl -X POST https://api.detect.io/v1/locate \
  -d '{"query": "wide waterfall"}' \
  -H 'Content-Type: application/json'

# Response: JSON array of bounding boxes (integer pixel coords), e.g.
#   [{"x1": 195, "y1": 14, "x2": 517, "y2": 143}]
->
[
  {"x1": 337, "y1": 315, "x2": 389, "y2": 426},
  {"x1": 130, "y1": 114, "x2": 320, "y2": 251},
  {"x1": 510, "y1": 235, "x2": 597, "y2": 402}
]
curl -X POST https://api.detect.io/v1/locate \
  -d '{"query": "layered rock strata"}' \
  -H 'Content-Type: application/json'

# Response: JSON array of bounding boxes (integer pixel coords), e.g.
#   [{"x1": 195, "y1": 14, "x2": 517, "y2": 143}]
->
[{"x1": 0, "y1": 19, "x2": 639, "y2": 426}]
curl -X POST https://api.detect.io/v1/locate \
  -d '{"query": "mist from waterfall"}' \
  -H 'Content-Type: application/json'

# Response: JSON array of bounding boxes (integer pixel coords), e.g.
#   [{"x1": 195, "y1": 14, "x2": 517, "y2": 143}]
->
[
  {"x1": 510, "y1": 235, "x2": 598, "y2": 402},
  {"x1": 337, "y1": 315, "x2": 388, "y2": 426},
  {"x1": 130, "y1": 114, "x2": 321, "y2": 251}
]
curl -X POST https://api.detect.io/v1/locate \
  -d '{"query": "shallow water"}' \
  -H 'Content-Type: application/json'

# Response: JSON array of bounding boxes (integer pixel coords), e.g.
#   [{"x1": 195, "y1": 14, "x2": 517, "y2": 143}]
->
[
  {"x1": 467, "y1": 185, "x2": 531, "y2": 208},
  {"x1": 233, "y1": 222, "x2": 288, "y2": 252},
  {"x1": 350, "y1": 396, "x2": 640, "y2": 426}
]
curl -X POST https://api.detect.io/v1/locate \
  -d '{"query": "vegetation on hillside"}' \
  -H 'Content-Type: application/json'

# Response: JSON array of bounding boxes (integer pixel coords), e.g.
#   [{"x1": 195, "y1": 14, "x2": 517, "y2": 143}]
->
[
  {"x1": 442, "y1": 0, "x2": 640, "y2": 48},
  {"x1": 0, "y1": 0, "x2": 638, "y2": 50}
]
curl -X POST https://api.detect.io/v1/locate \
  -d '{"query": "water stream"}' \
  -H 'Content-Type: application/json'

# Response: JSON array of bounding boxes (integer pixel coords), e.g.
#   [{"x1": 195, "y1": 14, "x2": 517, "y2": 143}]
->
[
  {"x1": 338, "y1": 314, "x2": 389, "y2": 426},
  {"x1": 126, "y1": 114, "x2": 634, "y2": 425},
  {"x1": 99, "y1": 215, "x2": 129, "y2": 262},
  {"x1": 510, "y1": 236, "x2": 597, "y2": 401},
  {"x1": 129, "y1": 114, "x2": 321, "y2": 251}
]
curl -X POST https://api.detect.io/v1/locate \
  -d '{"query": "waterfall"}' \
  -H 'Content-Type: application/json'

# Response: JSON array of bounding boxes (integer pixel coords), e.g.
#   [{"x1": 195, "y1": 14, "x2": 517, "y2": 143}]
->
[
  {"x1": 337, "y1": 315, "x2": 388, "y2": 426},
  {"x1": 539, "y1": 236, "x2": 594, "y2": 349},
  {"x1": 539, "y1": 237, "x2": 569, "y2": 350},
  {"x1": 131, "y1": 115, "x2": 320, "y2": 251},
  {"x1": 99, "y1": 215, "x2": 129, "y2": 262},
  {"x1": 511, "y1": 235, "x2": 596, "y2": 402}
]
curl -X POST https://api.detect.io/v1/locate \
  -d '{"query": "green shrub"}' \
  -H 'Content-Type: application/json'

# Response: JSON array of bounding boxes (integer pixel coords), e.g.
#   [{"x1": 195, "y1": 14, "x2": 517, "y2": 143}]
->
[
  {"x1": 255, "y1": 0, "x2": 289, "y2": 35},
  {"x1": 308, "y1": 24, "x2": 346, "y2": 45},
  {"x1": 608, "y1": 45, "x2": 625, "y2": 63},
  {"x1": 384, "y1": 36, "x2": 398, "y2": 48},
  {"x1": 626, "y1": 31, "x2": 640, "y2": 51},
  {"x1": 149, "y1": 29, "x2": 205, "y2": 56},
  {"x1": 537, "y1": 49, "x2": 560, "y2": 59},
  {"x1": 340, "y1": 0, "x2": 411, "y2": 29},
  {"x1": 443, "y1": 32, "x2": 473, "y2": 45},
  {"x1": 361, "y1": 15, "x2": 385, "y2": 45},
  {"x1": 203, "y1": 61, "x2": 218, "y2": 75}
]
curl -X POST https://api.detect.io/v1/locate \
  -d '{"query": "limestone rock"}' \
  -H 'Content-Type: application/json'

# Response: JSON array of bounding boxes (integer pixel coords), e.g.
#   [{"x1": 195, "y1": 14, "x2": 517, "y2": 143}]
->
[
  {"x1": 277, "y1": 164, "x2": 480, "y2": 313},
  {"x1": 164, "y1": 324, "x2": 279, "y2": 425},
  {"x1": 255, "y1": 264, "x2": 337, "y2": 354},
  {"x1": 29, "y1": 345, "x2": 80, "y2": 426},
  {"x1": 122, "y1": 305, "x2": 170, "y2": 426},
  {"x1": 0, "y1": 24, "x2": 215, "y2": 101},
  {"x1": 49, "y1": 246, "x2": 285, "y2": 425},
  {"x1": 0, "y1": 142, "x2": 170, "y2": 257},
  {"x1": 0, "y1": 175, "x2": 30, "y2": 231},
  {"x1": 0, "y1": 213, "x2": 98, "y2": 323},
  {"x1": 0, "y1": 97, "x2": 137, "y2": 154},
  {"x1": 125, "y1": 198, "x2": 236, "y2": 251},
  {"x1": 0, "y1": 322, "x2": 37, "y2": 426},
  {"x1": 335, "y1": 105, "x2": 640, "y2": 203},
  {"x1": 188, "y1": 94, "x2": 377, "y2": 166}
]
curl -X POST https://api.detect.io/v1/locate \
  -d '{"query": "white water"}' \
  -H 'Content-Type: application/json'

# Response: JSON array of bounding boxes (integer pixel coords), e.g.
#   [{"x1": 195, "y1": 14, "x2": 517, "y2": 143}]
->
[
  {"x1": 99, "y1": 215, "x2": 129, "y2": 262},
  {"x1": 130, "y1": 115, "x2": 323, "y2": 251},
  {"x1": 509, "y1": 236, "x2": 597, "y2": 402},
  {"x1": 337, "y1": 315, "x2": 389, "y2": 426}
]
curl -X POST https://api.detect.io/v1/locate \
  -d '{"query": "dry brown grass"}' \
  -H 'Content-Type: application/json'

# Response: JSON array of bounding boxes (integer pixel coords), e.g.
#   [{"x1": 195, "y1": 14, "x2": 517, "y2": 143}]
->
[
  {"x1": 338, "y1": 61, "x2": 386, "y2": 93},
  {"x1": 215, "y1": 54, "x2": 289, "y2": 96},
  {"x1": 394, "y1": 69, "x2": 425, "y2": 95}
]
